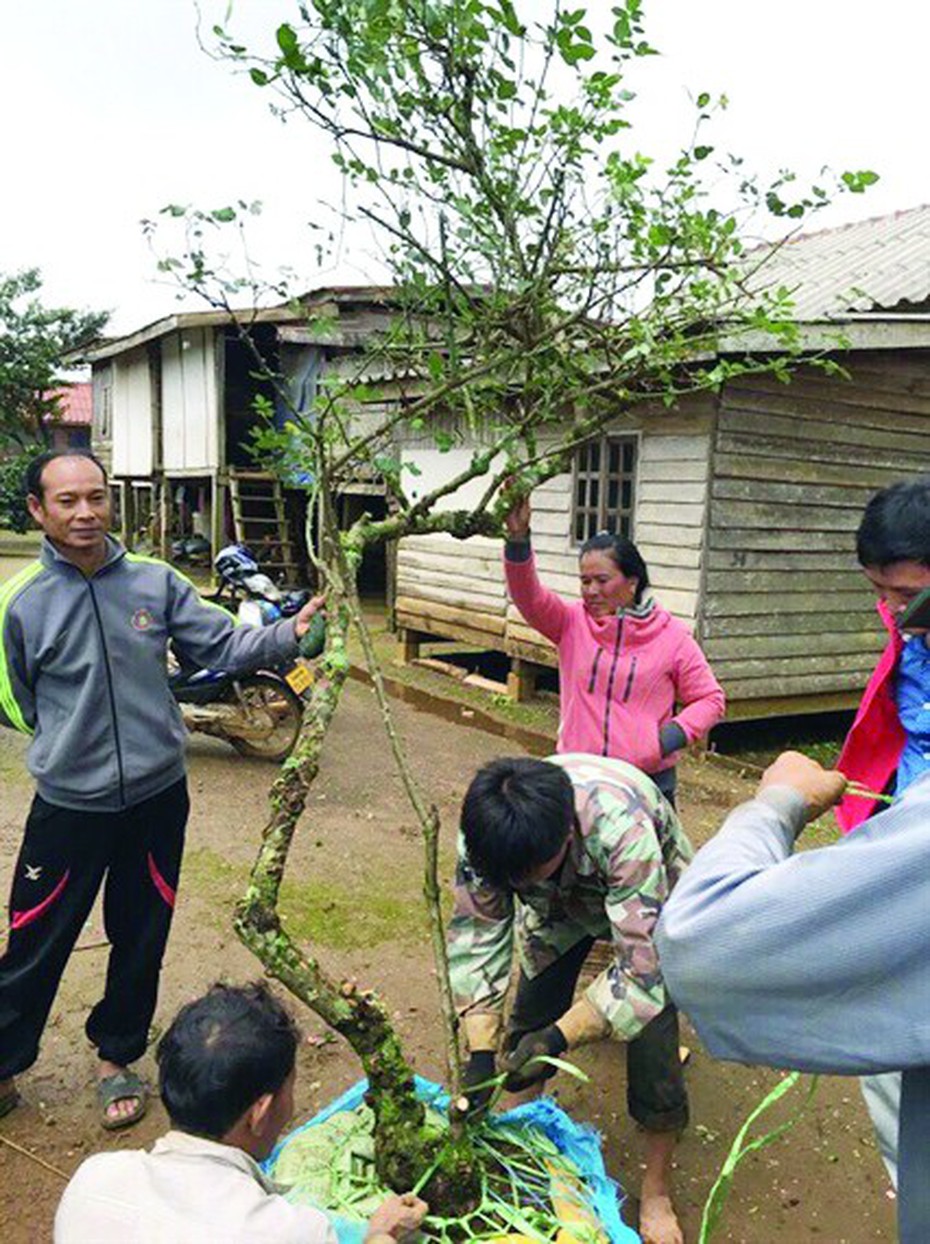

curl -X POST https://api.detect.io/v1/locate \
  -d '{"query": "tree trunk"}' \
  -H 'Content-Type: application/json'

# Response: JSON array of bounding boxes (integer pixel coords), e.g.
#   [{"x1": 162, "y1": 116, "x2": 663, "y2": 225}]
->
[{"x1": 234, "y1": 578, "x2": 480, "y2": 1207}]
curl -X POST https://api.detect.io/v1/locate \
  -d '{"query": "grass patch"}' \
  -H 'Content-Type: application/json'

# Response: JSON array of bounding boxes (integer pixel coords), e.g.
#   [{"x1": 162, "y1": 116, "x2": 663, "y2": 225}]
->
[
  {"x1": 351, "y1": 607, "x2": 559, "y2": 740},
  {"x1": 183, "y1": 846, "x2": 424, "y2": 949},
  {"x1": 798, "y1": 813, "x2": 843, "y2": 850},
  {"x1": 279, "y1": 875, "x2": 423, "y2": 949}
]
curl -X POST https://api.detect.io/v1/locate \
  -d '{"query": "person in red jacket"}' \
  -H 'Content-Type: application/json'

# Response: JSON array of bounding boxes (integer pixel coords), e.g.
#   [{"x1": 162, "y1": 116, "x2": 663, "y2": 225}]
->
[
  {"x1": 504, "y1": 496, "x2": 725, "y2": 807},
  {"x1": 834, "y1": 476, "x2": 930, "y2": 1190},
  {"x1": 836, "y1": 476, "x2": 930, "y2": 832}
]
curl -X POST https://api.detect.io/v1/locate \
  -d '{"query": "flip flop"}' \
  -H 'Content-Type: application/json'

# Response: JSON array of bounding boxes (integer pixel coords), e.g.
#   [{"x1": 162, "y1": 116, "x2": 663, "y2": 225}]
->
[
  {"x1": 0, "y1": 1086, "x2": 20, "y2": 1120},
  {"x1": 97, "y1": 1069, "x2": 149, "y2": 1131}
]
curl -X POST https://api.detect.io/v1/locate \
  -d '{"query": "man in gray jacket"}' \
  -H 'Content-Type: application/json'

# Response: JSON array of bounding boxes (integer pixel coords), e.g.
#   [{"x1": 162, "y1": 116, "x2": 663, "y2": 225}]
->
[
  {"x1": 0, "y1": 449, "x2": 323, "y2": 1129},
  {"x1": 656, "y1": 751, "x2": 930, "y2": 1244}
]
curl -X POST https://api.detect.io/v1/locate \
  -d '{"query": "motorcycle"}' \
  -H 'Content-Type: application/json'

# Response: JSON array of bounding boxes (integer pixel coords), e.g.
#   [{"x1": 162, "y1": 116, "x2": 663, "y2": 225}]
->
[{"x1": 169, "y1": 545, "x2": 324, "y2": 762}]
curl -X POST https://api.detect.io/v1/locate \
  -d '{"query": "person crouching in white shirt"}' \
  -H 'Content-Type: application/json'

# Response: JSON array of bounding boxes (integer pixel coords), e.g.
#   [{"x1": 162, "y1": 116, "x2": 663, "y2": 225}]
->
[{"x1": 55, "y1": 981, "x2": 427, "y2": 1244}]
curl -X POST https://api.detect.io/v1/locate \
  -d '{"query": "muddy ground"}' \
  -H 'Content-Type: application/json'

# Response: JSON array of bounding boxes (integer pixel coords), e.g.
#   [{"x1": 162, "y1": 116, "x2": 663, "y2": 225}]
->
[{"x1": 0, "y1": 649, "x2": 895, "y2": 1241}]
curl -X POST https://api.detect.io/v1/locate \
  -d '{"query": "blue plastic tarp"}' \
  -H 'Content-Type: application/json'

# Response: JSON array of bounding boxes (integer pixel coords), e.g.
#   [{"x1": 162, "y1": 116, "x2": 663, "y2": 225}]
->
[{"x1": 266, "y1": 1075, "x2": 640, "y2": 1244}]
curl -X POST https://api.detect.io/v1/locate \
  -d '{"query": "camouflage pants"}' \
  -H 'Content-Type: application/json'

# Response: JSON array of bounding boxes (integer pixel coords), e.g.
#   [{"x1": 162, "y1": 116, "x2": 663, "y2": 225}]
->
[{"x1": 506, "y1": 934, "x2": 688, "y2": 1133}]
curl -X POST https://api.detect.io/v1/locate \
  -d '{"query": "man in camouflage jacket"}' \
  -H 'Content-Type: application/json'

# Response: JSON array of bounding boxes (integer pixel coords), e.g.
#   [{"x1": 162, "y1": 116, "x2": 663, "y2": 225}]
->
[{"x1": 447, "y1": 753, "x2": 692, "y2": 1244}]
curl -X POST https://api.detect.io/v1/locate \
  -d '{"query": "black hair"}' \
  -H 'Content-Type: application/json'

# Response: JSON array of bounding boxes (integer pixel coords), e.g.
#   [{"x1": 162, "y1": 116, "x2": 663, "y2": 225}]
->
[
  {"x1": 156, "y1": 981, "x2": 300, "y2": 1140},
  {"x1": 460, "y1": 757, "x2": 575, "y2": 888},
  {"x1": 579, "y1": 532, "x2": 650, "y2": 604},
  {"x1": 856, "y1": 477, "x2": 930, "y2": 569},
  {"x1": 24, "y1": 448, "x2": 108, "y2": 500}
]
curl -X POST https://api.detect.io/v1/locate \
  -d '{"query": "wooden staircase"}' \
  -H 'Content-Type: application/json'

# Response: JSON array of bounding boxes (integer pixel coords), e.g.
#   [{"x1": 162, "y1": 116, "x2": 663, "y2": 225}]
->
[{"x1": 227, "y1": 470, "x2": 300, "y2": 583}]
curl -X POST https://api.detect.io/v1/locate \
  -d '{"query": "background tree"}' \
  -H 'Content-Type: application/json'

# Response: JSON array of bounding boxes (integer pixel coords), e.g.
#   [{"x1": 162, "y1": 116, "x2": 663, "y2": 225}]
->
[
  {"x1": 156, "y1": 0, "x2": 874, "y2": 1213},
  {"x1": 0, "y1": 453, "x2": 34, "y2": 532},
  {"x1": 0, "y1": 268, "x2": 108, "y2": 451}
]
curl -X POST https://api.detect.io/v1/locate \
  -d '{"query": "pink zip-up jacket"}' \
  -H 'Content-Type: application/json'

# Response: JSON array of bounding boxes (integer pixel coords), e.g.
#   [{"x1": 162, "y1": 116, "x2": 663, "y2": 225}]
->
[
  {"x1": 505, "y1": 551, "x2": 725, "y2": 773},
  {"x1": 835, "y1": 599, "x2": 905, "y2": 833}
]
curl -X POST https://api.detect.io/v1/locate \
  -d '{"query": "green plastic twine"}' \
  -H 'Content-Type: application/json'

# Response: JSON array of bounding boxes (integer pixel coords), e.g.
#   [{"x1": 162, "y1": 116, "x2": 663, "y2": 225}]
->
[{"x1": 699, "y1": 1072, "x2": 820, "y2": 1243}]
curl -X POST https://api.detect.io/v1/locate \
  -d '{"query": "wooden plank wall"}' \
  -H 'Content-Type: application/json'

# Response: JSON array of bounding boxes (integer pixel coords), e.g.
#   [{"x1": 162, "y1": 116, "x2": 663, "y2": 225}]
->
[
  {"x1": 394, "y1": 533, "x2": 507, "y2": 648},
  {"x1": 395, "y1": 421, "x2": 507, "y2": 646},
  {"x1": 703, "y1": 353, "x2": 930, "y2": 712},
  {"x1": 112, "y1": 347, "x2": 154, "y2": 478},
  {"x1": 633, "y1": 402, "x2": 715, "y2": 622},
  {"x1": 161, "y1": 329, "x2": 219, "y2": 473}
]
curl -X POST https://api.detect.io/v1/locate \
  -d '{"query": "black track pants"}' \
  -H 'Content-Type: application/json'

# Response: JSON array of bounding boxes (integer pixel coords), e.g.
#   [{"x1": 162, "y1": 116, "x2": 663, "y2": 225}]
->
[
  {"x1": 0, "y1": 780, "x2": 188, "y2": 1080},
  {"x1": 506, "y1": 935, "x2": 689, "y2": 1133}
]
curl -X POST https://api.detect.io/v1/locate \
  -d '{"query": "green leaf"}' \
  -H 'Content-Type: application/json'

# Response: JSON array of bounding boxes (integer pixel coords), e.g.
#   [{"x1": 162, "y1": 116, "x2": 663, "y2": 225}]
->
[
  {"x1": 841, "y1": 169, "x2": 880, "y2": 193},
  {"x1": 249, "y1": 67, "x2": 269, "y2": 87},
  {"x1": 525, "y1": 1054, "x2": 590, "y2": 1082},
  {"x1": 276, "y1": 23, "x2": 298, "y2": 55},
  {"x1": 699, "y1": 1074, "x2": 819, "y2": 1242}
]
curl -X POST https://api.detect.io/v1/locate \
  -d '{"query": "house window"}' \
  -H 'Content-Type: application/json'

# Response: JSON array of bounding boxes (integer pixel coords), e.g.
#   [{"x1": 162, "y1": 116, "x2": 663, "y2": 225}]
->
[
  {"x1": 573, "y1": 436, "x2": 637, "y2": 544},
  {"x1": 97, "y1": 379, "x2": 112, "y2": 440}
]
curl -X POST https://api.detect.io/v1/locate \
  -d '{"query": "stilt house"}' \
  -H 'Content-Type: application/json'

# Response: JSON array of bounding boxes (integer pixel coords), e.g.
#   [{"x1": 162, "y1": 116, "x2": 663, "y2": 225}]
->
[{"x1": 82, "y1": 289, "x2": 395, "y2": 588}]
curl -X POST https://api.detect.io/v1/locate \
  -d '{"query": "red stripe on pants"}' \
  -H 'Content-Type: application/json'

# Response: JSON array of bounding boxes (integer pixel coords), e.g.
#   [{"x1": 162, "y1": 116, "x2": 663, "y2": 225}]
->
[{"x1": 11, "y1": 870, "x2": 71, "y2": 931}]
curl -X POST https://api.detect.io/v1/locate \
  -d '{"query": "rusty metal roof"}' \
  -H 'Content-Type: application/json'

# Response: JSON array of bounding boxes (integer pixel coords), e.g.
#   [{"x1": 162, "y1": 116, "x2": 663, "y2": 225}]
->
[
  {"x1": 44, "y1": 382, "x2": 93, "y2": 425},
  {"x1": 748, "y1": 203, "x2": 930, "y2": 320}
]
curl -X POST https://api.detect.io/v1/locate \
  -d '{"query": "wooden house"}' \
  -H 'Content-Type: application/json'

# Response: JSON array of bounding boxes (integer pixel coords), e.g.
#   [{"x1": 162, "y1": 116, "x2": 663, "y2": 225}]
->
[
  {"x1": 82, "y1": 288, "x2": 396, "y2": 582},
  {"x1": 394, "y1": 206, "x2": 930, "y2": 719}
]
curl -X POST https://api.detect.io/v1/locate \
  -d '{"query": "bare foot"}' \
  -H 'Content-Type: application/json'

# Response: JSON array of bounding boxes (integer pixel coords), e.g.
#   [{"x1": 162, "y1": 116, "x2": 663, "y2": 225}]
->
[
  {"x1": 639, "y1": 1193, "x2": 684, "y2": 1244},
  {"x1": 98, "y1": 1060, "x2": 146, "y2": 1128}
]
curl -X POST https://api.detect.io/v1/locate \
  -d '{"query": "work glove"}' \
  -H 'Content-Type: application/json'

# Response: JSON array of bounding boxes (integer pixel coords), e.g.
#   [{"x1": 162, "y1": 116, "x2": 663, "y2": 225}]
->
[
  {"x1": 502, "y1": 1024, "x2": 568, "y2": 1092},
  {"x1": 462, "y1": 1050, "x2": 497, "y2": 1117}
]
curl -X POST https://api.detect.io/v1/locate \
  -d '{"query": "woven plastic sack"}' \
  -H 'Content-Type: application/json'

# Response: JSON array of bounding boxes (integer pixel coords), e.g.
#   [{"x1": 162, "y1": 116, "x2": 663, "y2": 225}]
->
[{"x1": 266, "y1": 1075, "x2": 640, "y2": 1244}]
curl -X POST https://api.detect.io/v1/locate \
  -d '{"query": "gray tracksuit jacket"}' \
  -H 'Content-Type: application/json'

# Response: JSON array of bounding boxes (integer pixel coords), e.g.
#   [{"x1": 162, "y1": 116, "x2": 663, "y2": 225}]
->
[{"x1": 0, "y1": 538, "x2": 301, "y2": 812}]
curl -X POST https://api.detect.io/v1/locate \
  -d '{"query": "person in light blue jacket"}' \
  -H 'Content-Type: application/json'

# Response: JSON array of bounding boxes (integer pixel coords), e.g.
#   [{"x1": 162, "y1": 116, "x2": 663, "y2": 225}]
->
[
  {"x1": 0, "y1": 449, "x2": 323, "y2": 1131},
  {"x1": 656, "y1": 750, "x2": 930, "y2": 1244}
]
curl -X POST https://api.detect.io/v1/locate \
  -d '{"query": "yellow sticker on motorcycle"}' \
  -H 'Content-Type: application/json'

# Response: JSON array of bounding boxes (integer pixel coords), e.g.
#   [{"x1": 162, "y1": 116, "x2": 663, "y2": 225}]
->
[{"x1": 285, "y1": 663, "x2": 312, "y2": 694}]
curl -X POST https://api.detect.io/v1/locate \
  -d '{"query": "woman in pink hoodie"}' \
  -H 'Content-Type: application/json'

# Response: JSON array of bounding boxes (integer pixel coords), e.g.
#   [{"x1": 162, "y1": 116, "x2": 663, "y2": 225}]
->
[{"x1": 504, "y1": 497, "x2": 725, "y2": 804}]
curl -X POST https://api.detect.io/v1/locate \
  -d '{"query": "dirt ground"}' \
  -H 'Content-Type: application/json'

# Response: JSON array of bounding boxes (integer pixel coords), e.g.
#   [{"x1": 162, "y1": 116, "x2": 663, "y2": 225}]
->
[{"x1": 0, "y1": 659, "x2": 896, "y2": 1241}]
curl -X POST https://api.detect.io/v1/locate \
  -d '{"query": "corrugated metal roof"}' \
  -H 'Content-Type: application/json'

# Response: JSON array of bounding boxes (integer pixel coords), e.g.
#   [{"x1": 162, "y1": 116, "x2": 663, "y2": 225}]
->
[
  {"x1": 748, "y1": 203, "x2": 930, "y2": 320},
  {"x1": 44, "y1": 382, "x2": 93, "y2": 425}
]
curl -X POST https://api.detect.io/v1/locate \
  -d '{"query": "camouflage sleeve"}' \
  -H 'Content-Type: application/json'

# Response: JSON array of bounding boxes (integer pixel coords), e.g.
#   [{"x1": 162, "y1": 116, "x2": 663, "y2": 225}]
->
[
  {"x1": 447, "y1": 838, "x2": 515, "y2": 1036},
  {"x1": 583, "y1": 796, "x2": 672, "y2": 1041}
]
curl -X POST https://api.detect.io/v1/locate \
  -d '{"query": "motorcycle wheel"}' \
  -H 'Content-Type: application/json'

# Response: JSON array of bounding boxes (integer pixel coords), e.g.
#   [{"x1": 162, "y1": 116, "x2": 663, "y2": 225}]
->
[{"x1": 226, "y1": 674, "x2": 304, "y2": 761}]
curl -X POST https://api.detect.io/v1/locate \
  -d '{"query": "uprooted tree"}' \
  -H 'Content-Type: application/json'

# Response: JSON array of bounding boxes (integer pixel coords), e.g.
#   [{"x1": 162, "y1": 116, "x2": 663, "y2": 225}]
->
[{"x1": 156, "y1": 0, "x2": 873, "y2": 1211}]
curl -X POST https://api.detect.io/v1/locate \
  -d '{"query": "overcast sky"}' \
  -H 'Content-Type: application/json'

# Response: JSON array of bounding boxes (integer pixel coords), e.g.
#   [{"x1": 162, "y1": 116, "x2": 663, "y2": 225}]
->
[{"x1": 2, "y1": 1, "x2": 927, "y2": 336}]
